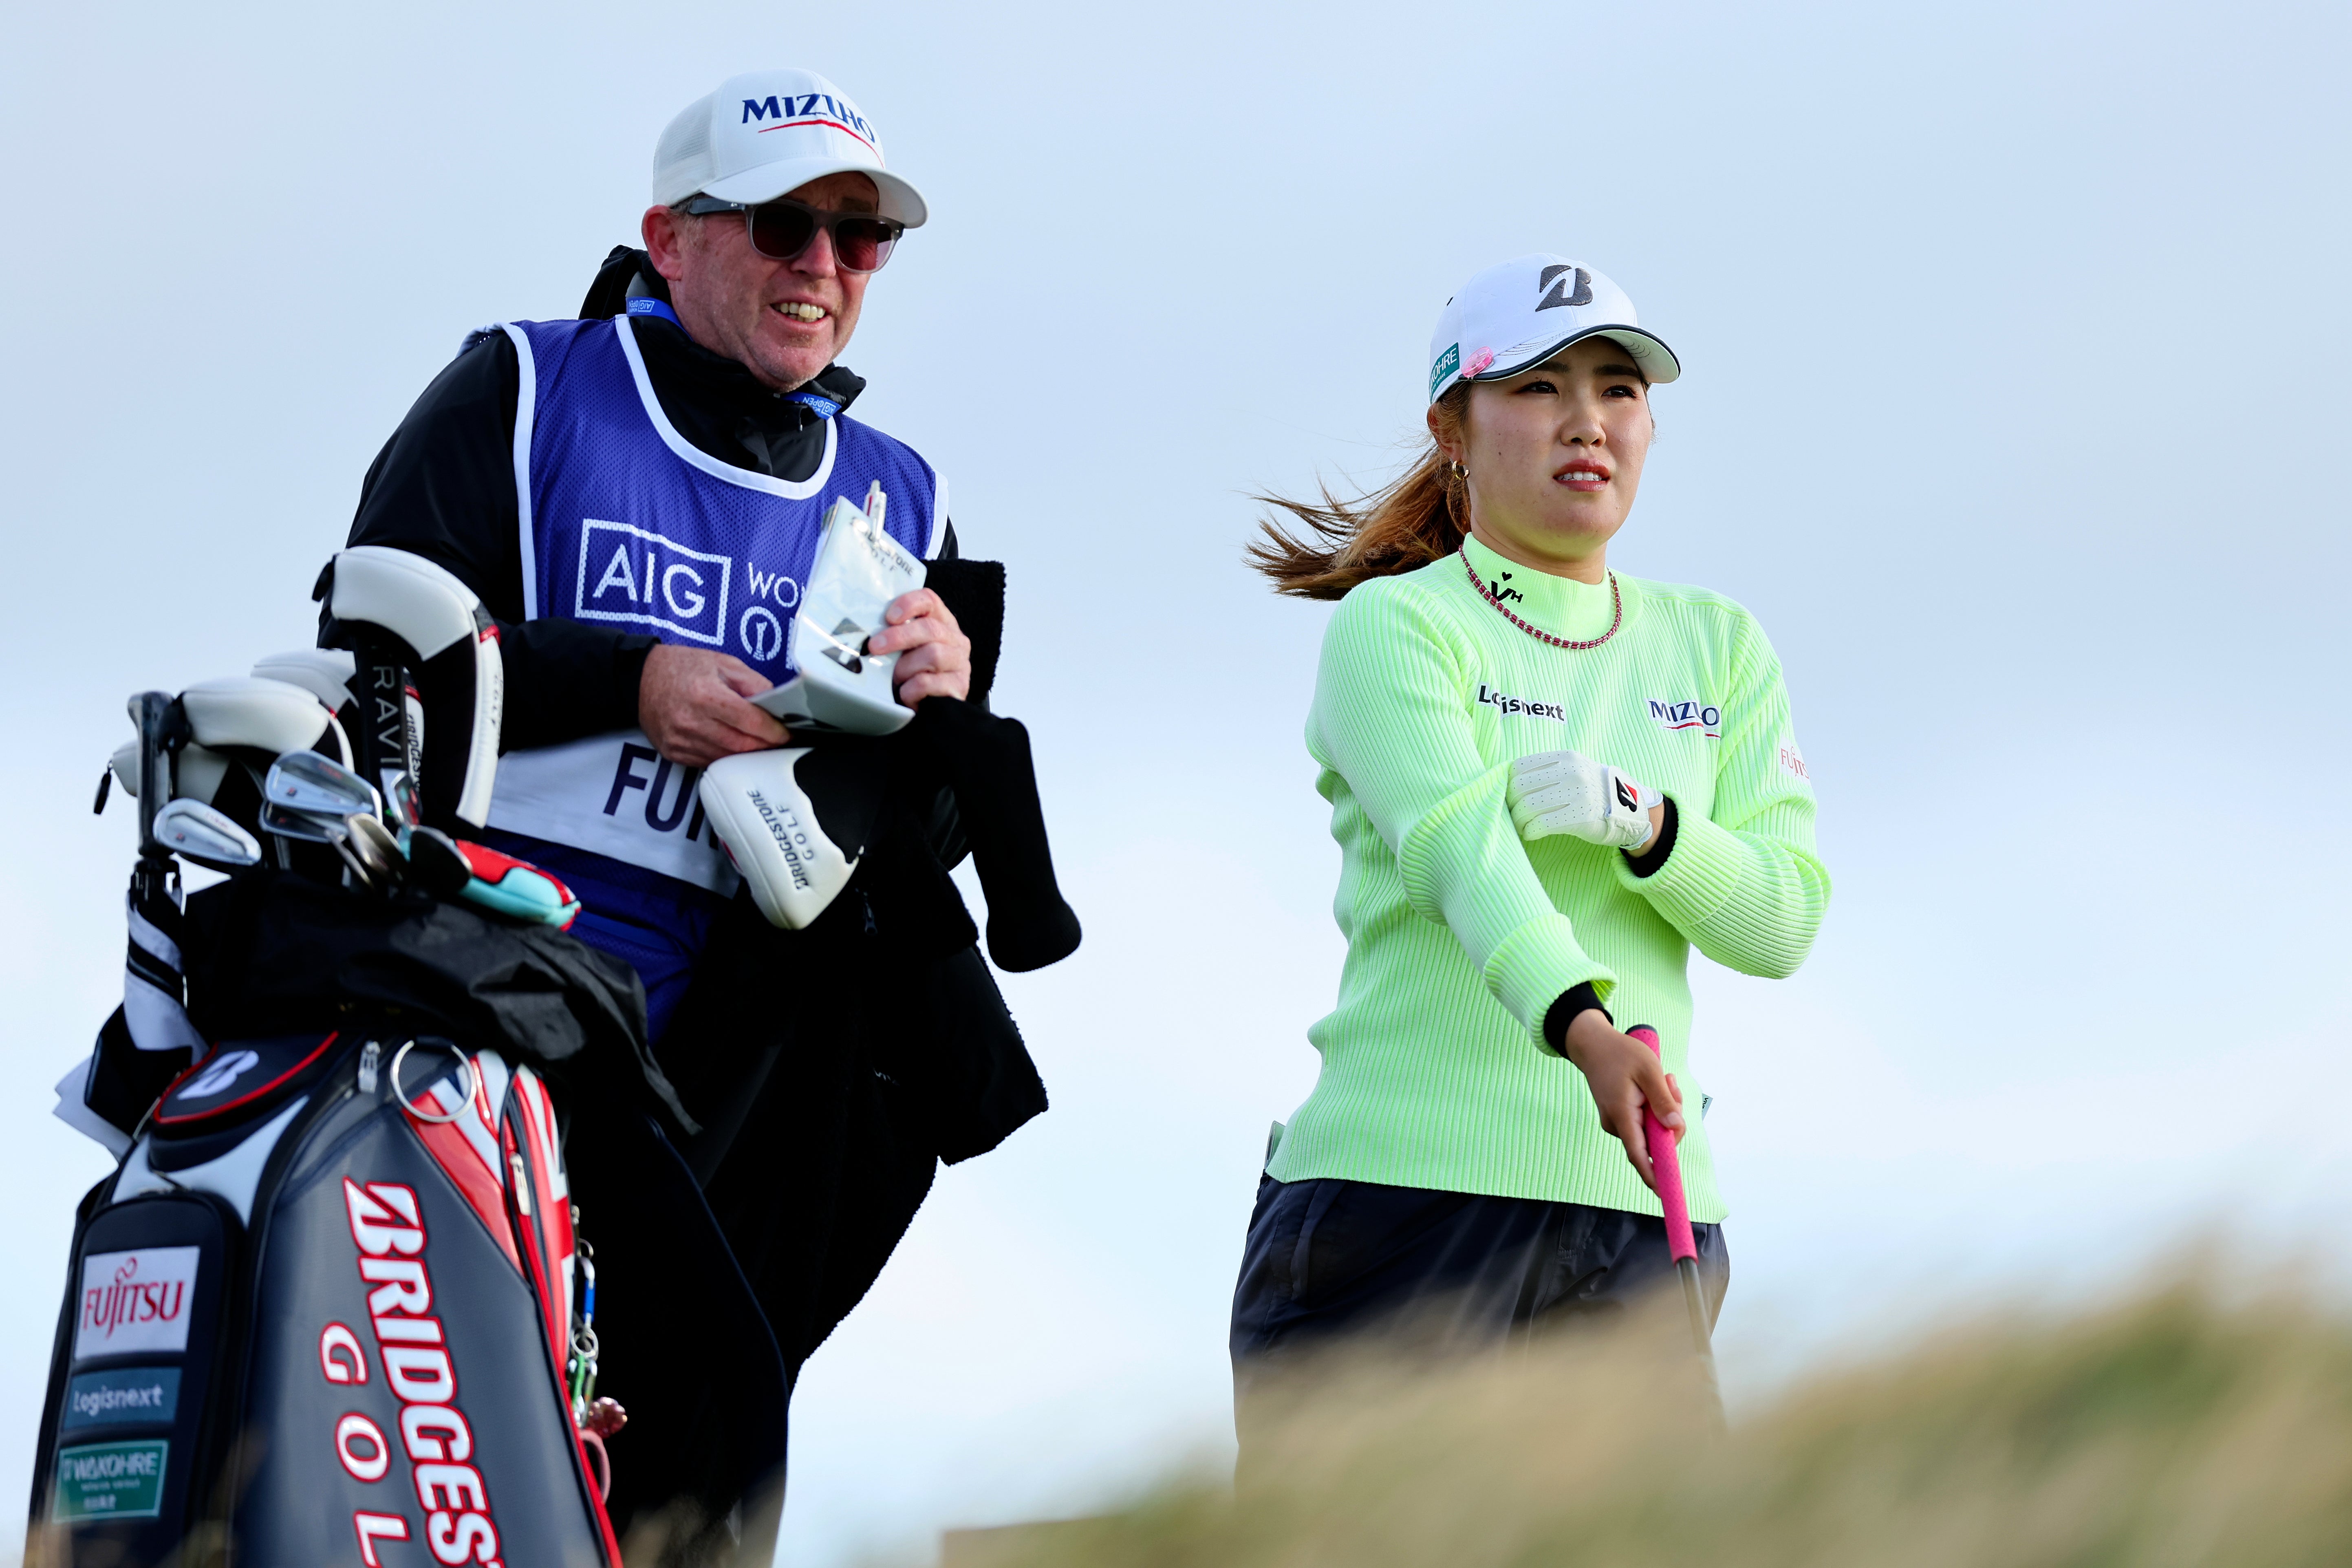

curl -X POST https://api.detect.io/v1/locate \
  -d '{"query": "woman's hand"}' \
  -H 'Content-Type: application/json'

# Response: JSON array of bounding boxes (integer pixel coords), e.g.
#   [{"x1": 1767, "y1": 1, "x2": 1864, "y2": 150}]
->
[
  {"x1": 871, "y1": 587, "x2": 971, "y2": 707},
  {"x1": 1508, "y1": 750, "x2": 1663, "y2": 853},
  {"x1": 1562, "y1": 1008, "x2": 1685, "y2": 1193}
]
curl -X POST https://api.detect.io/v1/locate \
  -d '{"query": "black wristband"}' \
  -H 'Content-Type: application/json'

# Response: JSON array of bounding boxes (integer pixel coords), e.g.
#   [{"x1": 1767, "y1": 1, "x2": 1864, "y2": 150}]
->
[
  {"x1": 1543, "y1": 983, "x2": 1609, "y2": 1055},
  {"x1": 1625, "y1": 796, "x2": 1678, "y2": 878}
]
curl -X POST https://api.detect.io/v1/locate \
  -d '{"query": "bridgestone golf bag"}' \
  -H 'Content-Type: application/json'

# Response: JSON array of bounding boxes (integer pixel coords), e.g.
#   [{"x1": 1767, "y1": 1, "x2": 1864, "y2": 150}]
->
[
  {"x1": 32, "y1": 546, "x2": 680, "y2": 1568},
  {"x1": 29, "y1": 1024, "x2": 619, "y2": 1568}
]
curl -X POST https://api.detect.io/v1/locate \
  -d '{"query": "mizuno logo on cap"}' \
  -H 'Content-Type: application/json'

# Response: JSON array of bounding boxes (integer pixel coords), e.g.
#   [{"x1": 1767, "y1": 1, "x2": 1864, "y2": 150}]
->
[
  {"x1": 742, "y1": 93, "x2": 876, "y2": 149},
  {"x1": 1536, "y1": 265, "x2": 1593, "y2": 311}
]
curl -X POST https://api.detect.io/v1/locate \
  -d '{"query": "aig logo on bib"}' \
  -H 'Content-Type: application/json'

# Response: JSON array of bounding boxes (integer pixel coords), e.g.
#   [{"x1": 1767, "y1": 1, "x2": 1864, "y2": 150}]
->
[{"x1": 577, "y1": 519, "x2": 732, "y2": 645}]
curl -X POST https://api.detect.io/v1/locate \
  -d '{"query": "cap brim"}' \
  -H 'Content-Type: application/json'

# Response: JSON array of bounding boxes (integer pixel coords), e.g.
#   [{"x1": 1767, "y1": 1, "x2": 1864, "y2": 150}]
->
[
  {"x1": 701, "y1": 158, "x2": 928, "y2": 227},
  {"x1": 1479, "y1": 325, "x2": 1681, "y2": 386}
]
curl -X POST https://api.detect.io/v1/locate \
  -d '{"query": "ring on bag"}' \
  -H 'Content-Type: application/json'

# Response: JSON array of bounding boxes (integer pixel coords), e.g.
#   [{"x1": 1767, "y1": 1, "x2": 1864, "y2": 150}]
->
[{"x1": 389, "y1": 1037, "x2": 480, "y2": 1124}]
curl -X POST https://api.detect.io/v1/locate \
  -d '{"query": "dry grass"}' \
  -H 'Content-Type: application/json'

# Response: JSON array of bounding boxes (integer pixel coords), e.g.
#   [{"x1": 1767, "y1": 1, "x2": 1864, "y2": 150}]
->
[{"x1": 943, "y1": 1278, "x2": 2352, "y2": 1568}]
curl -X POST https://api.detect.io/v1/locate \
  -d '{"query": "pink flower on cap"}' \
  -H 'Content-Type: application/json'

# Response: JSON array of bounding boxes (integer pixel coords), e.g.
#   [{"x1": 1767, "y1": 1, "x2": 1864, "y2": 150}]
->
[{"x1": 1464, "y1": 347, "x2": 1496, "y2": 377}]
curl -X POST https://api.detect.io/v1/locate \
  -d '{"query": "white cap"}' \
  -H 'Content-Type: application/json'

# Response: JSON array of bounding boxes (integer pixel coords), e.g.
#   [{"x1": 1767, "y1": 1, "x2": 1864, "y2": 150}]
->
[
  {"x1": 652, "y1": 69, "x2": 928, "y2": 227},
  {"x1": 1426, "y1": 254, "x2": 1678, "y2": 404}
]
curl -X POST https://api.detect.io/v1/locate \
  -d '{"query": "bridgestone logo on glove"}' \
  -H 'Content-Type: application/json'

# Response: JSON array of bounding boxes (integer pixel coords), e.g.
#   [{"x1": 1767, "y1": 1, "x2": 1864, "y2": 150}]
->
[{"x1": 1508, "y1": 750, "x2": 1662, "y2": 853}]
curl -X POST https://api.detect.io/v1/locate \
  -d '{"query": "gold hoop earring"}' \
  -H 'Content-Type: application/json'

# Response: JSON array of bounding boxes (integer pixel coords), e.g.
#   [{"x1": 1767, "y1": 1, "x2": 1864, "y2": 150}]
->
[{"x1": 1450, "y1": 461, "x2": 1469, "y2": 479}]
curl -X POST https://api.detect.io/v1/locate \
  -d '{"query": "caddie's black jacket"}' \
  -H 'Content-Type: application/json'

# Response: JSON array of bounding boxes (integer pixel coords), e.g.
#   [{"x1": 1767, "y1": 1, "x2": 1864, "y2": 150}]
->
[{"x1": 337, "y1": 247, "x2": 1076, "y2": 1564}]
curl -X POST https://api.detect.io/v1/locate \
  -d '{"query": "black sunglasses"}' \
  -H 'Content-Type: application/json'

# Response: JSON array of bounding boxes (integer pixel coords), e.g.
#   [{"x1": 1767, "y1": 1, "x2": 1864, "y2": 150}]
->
[{"x1": 679, "y1": 195, "x2": 904, "y2": 273}]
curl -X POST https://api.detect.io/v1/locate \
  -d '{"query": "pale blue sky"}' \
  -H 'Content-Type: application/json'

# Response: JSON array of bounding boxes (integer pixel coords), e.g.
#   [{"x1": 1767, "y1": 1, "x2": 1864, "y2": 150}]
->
[{"x1": 2, "y1": 2, "x2": 2347, "y2": 1564}]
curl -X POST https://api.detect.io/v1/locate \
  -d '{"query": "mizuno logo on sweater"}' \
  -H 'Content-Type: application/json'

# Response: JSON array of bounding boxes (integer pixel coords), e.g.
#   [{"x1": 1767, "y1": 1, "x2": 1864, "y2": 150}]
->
[
  {"x1": 1647, "y1": 699, "x2": 1721, "y2": 738},
  {"x1": 1476, "y1": 684, "x2": 1565, "y2": 722}
]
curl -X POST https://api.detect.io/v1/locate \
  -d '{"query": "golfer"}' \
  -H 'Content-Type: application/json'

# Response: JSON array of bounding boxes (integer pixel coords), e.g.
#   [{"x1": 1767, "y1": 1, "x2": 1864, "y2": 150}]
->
[{"x1": 1232, "y1": 256, "x2": 1829, "y2": 1378}]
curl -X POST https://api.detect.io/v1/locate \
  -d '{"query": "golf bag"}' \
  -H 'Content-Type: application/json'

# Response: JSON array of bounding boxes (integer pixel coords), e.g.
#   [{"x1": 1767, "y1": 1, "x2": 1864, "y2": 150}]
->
[
  {"x1": 33, "y1": 545, "x2": 653, "y2": 1568},
  {"x1": 29, "y1": 1027, "x2": 620, "y2": 1568}
]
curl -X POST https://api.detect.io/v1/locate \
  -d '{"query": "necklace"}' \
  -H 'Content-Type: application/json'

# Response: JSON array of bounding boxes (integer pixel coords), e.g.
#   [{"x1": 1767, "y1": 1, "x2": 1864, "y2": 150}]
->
[{"x1": 1460, "y1": 547, "x2": 1623, "y2": 650}]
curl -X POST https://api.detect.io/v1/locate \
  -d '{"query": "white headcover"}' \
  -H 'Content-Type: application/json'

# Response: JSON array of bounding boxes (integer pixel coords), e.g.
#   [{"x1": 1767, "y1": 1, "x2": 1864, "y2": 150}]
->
[
  {"x1": 108, "y1": 739, "x2": 230, "y2": 804},
  {"x1": 251, "y1": 648, "x2": 357, "y2": 715},
  {"x1": 181, "y1": 677, "x2": 335, "y2": 756},
  {"x1": 697, "y1": 748, "x2": 858, "y2": 929},
  {"x1": 329, "y1": 547, "x2": 504, "y2": 827}
]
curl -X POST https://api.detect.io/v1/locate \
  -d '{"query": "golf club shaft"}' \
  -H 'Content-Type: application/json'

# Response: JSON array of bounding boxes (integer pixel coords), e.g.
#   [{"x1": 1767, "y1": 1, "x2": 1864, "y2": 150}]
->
[
  {"x1": 1678, "y1": 1255, "x2": 1726, "y2": 1434},
  {"x1": 1628, "y1": 1024, "x2": 1728, "y2": 1434}
]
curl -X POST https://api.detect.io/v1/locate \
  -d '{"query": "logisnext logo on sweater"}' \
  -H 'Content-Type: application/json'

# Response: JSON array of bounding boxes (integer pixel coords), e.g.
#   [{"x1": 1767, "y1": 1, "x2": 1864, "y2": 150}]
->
[
  {"x1": 1647, "y1": 699, "x2": 1721, "y2": 739},
  {"x1": 1476, "y1": 684, "x2": 1565, "y2": 722}
]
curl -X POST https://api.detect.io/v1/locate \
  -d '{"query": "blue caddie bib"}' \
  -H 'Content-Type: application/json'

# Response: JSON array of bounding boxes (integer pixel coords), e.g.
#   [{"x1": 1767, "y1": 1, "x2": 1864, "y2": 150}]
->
[{"x1": 482, "y1": 314, "x2": 943, "y2": 906}]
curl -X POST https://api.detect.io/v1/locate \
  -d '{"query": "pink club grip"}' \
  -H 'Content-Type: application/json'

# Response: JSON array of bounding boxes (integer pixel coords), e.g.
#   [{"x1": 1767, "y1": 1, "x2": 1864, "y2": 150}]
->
[{"x1": 1627, "y1": 1025, "x2": 1697, "y2": 1264}]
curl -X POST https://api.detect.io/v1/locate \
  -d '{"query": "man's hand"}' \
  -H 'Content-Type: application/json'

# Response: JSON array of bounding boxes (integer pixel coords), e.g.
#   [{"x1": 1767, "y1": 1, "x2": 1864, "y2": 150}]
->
[
  {"x1": 640, "y1": 644, "x2": 791, "y2": 767},
  {"x1": 1563, "y1": 1008, "x2": 1686, "y2": 1193},
  {"x1": 871, "y1": 588, "x2": 970, "y2": 707}
]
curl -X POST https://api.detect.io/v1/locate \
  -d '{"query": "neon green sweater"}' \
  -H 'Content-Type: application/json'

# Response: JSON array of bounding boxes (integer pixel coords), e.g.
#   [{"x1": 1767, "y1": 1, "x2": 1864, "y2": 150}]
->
[{"x1": 1264, "y1": 534, "x2": 1829, "y2": 1222}]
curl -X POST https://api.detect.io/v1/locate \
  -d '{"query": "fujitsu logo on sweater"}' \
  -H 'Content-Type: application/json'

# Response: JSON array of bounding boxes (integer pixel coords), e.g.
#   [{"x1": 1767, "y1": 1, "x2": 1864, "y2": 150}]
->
[
  {"x1": 1647, "y1": 699, "x2": 1721, "y2": 738},
  {"x1": 1476, "y1": 684, "x2": 1565, "y2": 722}
]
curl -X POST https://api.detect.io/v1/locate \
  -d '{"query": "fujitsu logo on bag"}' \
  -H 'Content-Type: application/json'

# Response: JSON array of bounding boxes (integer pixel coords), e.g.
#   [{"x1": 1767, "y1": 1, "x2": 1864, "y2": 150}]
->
[
  {"x1": 75, "y1": 1248, "x2": 199, "y2": 1360},
  {"x1": 333, "y1": 1180, "x2": 506, "y2": 1568}
]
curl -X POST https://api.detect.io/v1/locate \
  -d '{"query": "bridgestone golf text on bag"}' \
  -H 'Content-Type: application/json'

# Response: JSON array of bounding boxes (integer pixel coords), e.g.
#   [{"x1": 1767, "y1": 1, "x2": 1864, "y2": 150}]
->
[{"x1": 29, "y1": 1030, "x2": 620, "y2": 1568}]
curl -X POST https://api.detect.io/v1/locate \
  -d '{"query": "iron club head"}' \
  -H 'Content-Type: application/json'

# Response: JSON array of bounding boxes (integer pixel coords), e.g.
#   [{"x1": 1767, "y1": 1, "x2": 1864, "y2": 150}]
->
[
  {"x1": 344, "y1": 813, "x2": 402, "y2": 882},
  {"x1": 263, "y1": 750, "x2": 382, "y2": 825},
  {"x1": 258, "y1": 799, "x2": 381, "y2": 889},
  {"x1": 153, "y1": 798, "x2": 263, "y2": 871}
]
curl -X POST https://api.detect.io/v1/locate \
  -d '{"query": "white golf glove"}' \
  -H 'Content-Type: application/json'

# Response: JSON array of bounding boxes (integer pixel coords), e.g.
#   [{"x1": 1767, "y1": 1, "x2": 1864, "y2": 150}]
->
[
  {"x1": 697, "y1": 748, "x2": 859, "y2": 929},
  {"x1": 1507, "y1": 750, "x2": 1663, "y2": 852}
]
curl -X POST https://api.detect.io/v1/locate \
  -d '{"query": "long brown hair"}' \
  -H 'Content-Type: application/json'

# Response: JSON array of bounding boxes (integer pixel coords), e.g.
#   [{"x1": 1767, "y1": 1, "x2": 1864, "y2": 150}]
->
[{"x1": 1246, "y1": 385, "x2": 1471, "y2": 600}]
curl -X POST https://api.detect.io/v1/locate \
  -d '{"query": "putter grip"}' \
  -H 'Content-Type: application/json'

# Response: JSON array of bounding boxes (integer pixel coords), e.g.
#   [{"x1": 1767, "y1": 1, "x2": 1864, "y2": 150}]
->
[{"x1": 1628, "y1": 1025, "x2": 1697, "y2": 1264}]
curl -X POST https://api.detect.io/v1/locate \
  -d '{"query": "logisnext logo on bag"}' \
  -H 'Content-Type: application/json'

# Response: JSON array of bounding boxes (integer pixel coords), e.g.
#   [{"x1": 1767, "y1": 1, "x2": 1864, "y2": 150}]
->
[
  {"x1": 575, "y1": 520, "x2": 732, "y2": 646},
  {"x1": 75, "y1": 1248, "x2": 200, "y2": 1360}
]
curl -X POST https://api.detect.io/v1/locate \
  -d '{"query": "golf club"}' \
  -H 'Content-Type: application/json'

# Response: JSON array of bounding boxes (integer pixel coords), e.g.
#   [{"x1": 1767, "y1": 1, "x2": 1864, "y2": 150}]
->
[
  {"x1": 258, "y1": 804, "x2": 381, "y2": 887},
  {"x1": 152, "y1": 798, "x2": 263, "y2": 871},
  {"x1": 262, "y1": 750, "x2": 383, "y2": 823},
  {"x1": 1628, "y1": 1023, "x2": 1726, "y2": 1434},
  {"x1": 345, "y1": 812, "x2": 403, "y2": 882},
  {"x1": 261, "y1": 752, "x2": 394, "y2": 885},
  {"x1": 128, "y1": 691, "x2": 184, "y2": 866}
]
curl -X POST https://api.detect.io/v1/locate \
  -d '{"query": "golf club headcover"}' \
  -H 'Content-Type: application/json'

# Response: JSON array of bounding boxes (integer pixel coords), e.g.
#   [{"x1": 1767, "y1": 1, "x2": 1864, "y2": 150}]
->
[
  {"x1": 109, "y1": 677, "x2": 350, "y2": 799},
  {"x1": 181, "y1": 675, "x2": 350, "y2": 768},
  {"x1": 403, "y1": 826, "x2": 581, "y2": 929},
  {"x1": 1628, "y1": 1025, "x2": 1697, "y2": 1263},
  {"x1": 908, "y1": 699, "x2": 1080, "y2": 972},
  {"x1": 698, "y1": 747, "x2": 878, "y2": 930},
  {"x1": 320, "y1": 546, "x2": 504, "y2": 829},
  {"x1": 251, "y1": 648, "x2": 357, "y2": 728}
]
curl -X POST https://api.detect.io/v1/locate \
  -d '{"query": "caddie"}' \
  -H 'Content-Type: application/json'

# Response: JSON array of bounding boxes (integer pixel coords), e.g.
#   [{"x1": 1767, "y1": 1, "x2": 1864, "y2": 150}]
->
[{"x1": 334, "y1": 67, "x2": 1076, "y2": 1559}]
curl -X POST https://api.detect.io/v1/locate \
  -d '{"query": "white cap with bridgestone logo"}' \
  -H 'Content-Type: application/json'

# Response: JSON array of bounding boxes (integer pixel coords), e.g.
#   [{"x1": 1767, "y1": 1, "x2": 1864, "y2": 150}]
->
[
  {"x1": 1427, "y1": 254, "x2": 1679, "y2": 404},
  {"x1": 652, "y1": 68, "x2": 929, "y2": 227}
]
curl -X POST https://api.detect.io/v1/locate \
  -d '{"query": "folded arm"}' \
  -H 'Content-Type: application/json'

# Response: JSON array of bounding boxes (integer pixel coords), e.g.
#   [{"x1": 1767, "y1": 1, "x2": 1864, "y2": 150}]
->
[{"x1": 1313, "y1": 589, "x2": 1617, "y2": 1035}]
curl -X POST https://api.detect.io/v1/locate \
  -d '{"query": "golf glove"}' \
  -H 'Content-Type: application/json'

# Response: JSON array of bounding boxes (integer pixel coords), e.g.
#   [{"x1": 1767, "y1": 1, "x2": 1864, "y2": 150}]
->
[{"x1": 1507, "y1": 750, "x2": 1662, "y2": 852}]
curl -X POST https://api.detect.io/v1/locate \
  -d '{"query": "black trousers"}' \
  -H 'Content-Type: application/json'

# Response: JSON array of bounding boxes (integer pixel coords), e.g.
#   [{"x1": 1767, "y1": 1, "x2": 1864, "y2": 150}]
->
[{"x1": 1229, "y1": 1174, "x2": 1730, "y2": 1381}]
